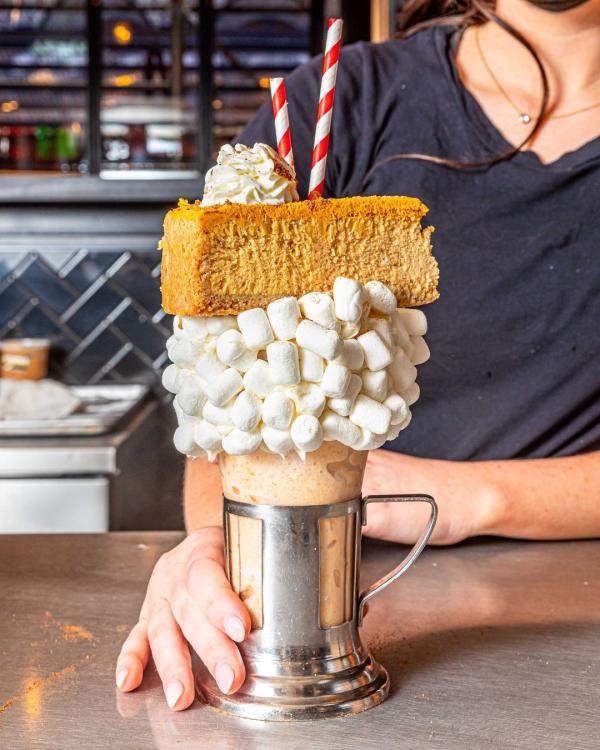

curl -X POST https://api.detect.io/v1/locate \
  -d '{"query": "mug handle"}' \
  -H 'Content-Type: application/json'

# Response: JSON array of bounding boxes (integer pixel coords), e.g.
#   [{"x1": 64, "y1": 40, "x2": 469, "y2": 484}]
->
[{"x1": 357, "y1": 494, "x2": 438, "y2": 626}]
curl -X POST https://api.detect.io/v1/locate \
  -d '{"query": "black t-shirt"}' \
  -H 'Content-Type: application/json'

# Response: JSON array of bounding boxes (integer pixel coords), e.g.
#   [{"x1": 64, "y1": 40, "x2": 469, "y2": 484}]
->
[{"x1": 238, "y1": 25, "x2": 600, "y2": 461}]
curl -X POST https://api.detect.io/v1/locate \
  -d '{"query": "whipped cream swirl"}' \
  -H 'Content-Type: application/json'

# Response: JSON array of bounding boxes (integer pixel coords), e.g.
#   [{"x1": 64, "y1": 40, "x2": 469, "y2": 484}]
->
[{"x1": 202, "y1": 143, "x2": 299, "y2": 206}]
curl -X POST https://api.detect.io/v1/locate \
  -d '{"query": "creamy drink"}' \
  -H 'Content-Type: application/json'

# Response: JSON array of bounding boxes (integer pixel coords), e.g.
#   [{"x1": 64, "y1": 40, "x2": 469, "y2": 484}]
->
[
  {"x1": 221, "y1": 441, "x2": 367, "y2": 628},
  {"x1": 158, "y1": 141, "x2": 439, "y2": 719},
  {"x1": 161, "y1": 144, "x2": 431, "y2": 632}
]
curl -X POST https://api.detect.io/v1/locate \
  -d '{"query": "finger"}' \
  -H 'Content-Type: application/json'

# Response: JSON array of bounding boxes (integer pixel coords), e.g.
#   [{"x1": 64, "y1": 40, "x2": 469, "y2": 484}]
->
[
  {"x1": 146, "y1": 597, "x2": 195, "y2": 711},
  {"x1": 184, "y1": 555, "x2": 252, "y2": 642},
  {"x1": 116, "y1": 620, "x2": 150, "y2": 693},
  {"x1": 177, "y1": 609, "x2": 246, "y2": 696}
]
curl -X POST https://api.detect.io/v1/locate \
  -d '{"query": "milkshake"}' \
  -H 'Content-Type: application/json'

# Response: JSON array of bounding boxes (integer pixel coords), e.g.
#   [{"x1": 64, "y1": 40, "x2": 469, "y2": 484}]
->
[
  {"x1": 220, "y1": 441, "x2": 367, "y2": 628},
  {"x1": 161, "y1": 143, "x2": 431, "y2": 631},
  {"x1": 159, "y1": 142, "x2": 439, "y2": 719}
]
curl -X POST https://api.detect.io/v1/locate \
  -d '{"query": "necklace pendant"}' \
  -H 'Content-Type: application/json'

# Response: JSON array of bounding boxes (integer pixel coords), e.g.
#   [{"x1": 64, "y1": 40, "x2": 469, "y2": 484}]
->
[{"x1": 519, "y1": 113, "x2": 531, "y2": 124}]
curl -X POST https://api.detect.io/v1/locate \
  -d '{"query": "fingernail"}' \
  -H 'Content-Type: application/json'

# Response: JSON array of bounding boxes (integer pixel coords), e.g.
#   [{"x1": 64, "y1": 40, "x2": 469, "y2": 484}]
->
[
  {"x1": 166, "y1": 680, "x2": 184, "y2": 709},
  {"x1": 116, "y1": 668, "x2": 129, "y2": 689},
  {"x1": 215, "y1": 662, "x2": 234, "y2": 694},
  {"x1": 223, "y1": 614, "x2": 245, "y2": 642}
]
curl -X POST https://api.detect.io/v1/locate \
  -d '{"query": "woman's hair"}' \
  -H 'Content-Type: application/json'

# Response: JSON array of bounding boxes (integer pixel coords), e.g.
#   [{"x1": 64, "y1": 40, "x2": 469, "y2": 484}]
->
[{"x1": 362, "y1": 0, "x2": 550, "y2": 182}]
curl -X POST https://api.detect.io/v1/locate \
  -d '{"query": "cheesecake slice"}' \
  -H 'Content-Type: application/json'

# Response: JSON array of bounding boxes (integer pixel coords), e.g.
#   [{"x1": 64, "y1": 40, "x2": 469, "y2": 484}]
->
[{"x1": 160, "y1": 195, "x2": 438, "y2": 316}]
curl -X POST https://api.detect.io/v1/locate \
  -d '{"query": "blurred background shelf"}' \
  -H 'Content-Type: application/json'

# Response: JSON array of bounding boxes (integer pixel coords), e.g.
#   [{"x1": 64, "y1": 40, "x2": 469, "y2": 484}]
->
[
  {"x1": 0, "y1": 0, "x2": 322, "y2": 189},
  {"x1": 0, "y1": 0, "x2": 382, "y2": 531}
]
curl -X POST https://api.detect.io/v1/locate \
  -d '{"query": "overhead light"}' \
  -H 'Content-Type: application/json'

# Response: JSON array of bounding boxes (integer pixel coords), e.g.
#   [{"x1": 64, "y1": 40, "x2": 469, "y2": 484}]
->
[
  {"x1": 259, "y1": 77, "x2": 270, "y2": 89},
  {"x1": 113, "y1": 21, "x2": 132, "y2": 45},
  {"x1": 1, "y1": 100, "x2": 19, "y2": 113},
  {"x1": 111, "y1": 72, "x2": 140, "y2": 88},
  {"x1": 212, "y1": 99, "x2": 223, "y2": 110},
  {"x1": 28, "y1": 69, "x2": 56, "y2": 85}
]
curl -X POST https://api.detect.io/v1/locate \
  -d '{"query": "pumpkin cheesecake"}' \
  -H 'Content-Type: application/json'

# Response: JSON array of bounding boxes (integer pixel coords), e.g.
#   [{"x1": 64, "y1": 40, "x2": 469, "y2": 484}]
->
[{"x1": 160, "y1": 194, "x2": 438, "y2": 317}]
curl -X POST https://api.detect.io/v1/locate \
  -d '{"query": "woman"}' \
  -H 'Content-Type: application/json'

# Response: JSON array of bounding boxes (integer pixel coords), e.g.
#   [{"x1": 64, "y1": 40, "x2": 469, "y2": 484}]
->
[{"x1": 116, "y1": 0, "x2": 600, "y2": 710}]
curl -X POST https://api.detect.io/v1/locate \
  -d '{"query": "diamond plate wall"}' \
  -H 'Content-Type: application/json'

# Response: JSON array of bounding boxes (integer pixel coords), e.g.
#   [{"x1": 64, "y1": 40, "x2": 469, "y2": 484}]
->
[{"x1": 0, "y1": 249, "x2": 171, "y2": 392}]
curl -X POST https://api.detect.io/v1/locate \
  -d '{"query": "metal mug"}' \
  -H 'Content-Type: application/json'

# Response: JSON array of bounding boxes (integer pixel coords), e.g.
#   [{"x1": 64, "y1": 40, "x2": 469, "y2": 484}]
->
[{"x1": 196, "y1": 492, "x2": 437, "y2": 721}]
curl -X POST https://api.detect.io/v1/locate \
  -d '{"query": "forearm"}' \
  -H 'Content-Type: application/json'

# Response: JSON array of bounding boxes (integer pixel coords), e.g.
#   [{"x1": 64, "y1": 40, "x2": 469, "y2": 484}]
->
[
  {"x1": 480, "y1": 451, "x2": 600, "y2": 540},
  {"x1": 183, "y1": 457, "x2": 223, "y2": 532},
  {"x1": 363, "y1": 449, "x2": 600, "y2": 544}
]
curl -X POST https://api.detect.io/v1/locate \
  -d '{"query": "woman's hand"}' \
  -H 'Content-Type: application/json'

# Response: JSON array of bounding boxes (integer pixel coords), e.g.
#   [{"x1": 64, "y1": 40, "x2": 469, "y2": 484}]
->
[
  {"x1": 361, "y1": 449, "x2": 496, "y2": 546},
  {"x1": 115, "y1": 526, "x2": 251, "y2": 711}
]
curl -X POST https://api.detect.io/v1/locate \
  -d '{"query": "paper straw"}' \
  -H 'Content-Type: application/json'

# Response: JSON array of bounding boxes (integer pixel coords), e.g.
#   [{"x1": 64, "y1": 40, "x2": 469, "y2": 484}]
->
[
  {"x1": 308, "y1": 18, "x2": 343, "y2": 199},
  {"x1": 270, "y1": 77, "x2": 294, "y2": 167}
]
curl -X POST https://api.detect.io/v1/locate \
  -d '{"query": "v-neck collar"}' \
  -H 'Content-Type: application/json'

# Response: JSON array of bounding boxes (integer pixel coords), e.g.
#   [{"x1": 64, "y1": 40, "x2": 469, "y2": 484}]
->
[{"x1": 439, "y1": 25, "x2": 600, "y2": 172}]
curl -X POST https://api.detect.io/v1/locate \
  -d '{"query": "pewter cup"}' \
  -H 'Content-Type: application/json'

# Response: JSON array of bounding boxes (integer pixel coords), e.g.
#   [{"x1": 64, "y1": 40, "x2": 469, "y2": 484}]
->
[{"x1": 196, "y1": 492, "x2": 437, "y2": 721}]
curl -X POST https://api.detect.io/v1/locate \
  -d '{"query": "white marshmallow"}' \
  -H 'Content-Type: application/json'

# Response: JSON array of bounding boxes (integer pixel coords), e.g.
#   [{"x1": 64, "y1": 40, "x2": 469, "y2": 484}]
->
[
  {"x1": 217, "y1": 424, "x2": 234, "y2": 436},
  {"x1": 350, "y1": 394, "x2": 392, "y2": 435},
  {"x1": 388, "y1": 351, "x2": 417, "y2": 391},
  {"x1": 296, "y1": 320, "x2": 342, "y2": 361},
  {"x1": 384, "y1": 393, "x2": 409, "y2": 425},
  {"x1": 286, "y1": 383, "x2": 326, "y2": 418},
  {"x1": 333, "y1": 277, "x2": 366, "y2": 323},
  {"x1": 410, "y1": 336, "x2": 430, "y2": 365},
  {"x1": 173, "y1": 423, "x2": 205, "y2": 457},
  {"x1": 397, "y1": 409, "x2": 412, "y2": 431},
  {"x1": 328, "y1": 373, "x2": 362, "y2": 417},
  {"x1": 353, "y1": 428, "x2": 387, "y2": 451},
  {"x1": 216, "y1": 329, "x2": 257, "y2": 371},
  {"x1": 334, "y1": 339, "x2": 365, "y2": 371},
  {"x1": 181, "y1": 316, "x2": 209, "y2": 342},
  {"x1": 320, "y1": 363, "x2": 351, "y2": 398},
  {"x1": 299, "y1": 292, "x2": 339, "y2": 331},
  {"x1": 358, "y1": 330, "x2": 394, "y2": 371},
  {"x1": 243, "y1": 359, "x2": 276, "y2": 398},
  {"x1": 390, "y1": 311, "x2": 411, "y2": 348},
  {"x1": 170, "y1": 339, "x2": 199, "y2": 368},
  {"x1": 261, "y1": 425, "x2": 294, "y2": 456},
  {"x1": 321, "y1": 410, "x2": 362, "y2": 448},
  {"x1": 266, "y1": 341, "x2": 300, "y2": 385},
  {"x1": 202, "y1": 401, "x2": 233, "y2": 426},
  {"x1": 173, "y1": 399, "x2": 189, "y2": 427},
  {"x1": 341, "y1": 320, "x2": 361, "y2": 339},
  {"x1": 395, "y1": 308, "x2": 427, "y2": 336},
  {"x1": 173, "y1": 316, "x2": 186, "y2": 339},
  {"x1": 237, "y1": 308, "x2": 274, "y2": 350},
  {"x1": 176, "y1": 375, "x2": 206, "y2": 416},
  {"x1": 231, "y1": 391, "x2": 262, "y2": 432},
  {"x1": 367, "y1": 317, "x2": 394, "y2": 349},
  {"x1": 166, "y1": 334, "x2": 177, "y2": 358},
  {"x1": 365, "y1": 281, "x2": 397, "y2": 314},
  {"x1": 162, "y1": 363, "x2": 181, "y2": 394},
  {"x1": 262, "y1": 391, "x2": 294, "y2": 430},
  {"x1": 194, "y1": 420, "x2": 223, "y2": 452},
  {"x1": 361, "y1": 369, "x2": 389, "y2": 402},
  {"x1": 290, "y1": 414, "x2": 323, "y2": 453},
  {"x1": 222, "y1": 428, "x2": 262, "y2": 455},
  {"x1": 204, "y1": 367, "x2": 243, "y2": 407},
  {"x1": 195, "y1": 350, "x2": 227, "y2": 382},
  {"x1": 267, "y1": 297, "x2": 301, "y2": 341},
  {"x1": 299, "y1": 348, "x2": 324, "y2": 383},
  {"x1": 206, "y1": 316, "x2": 237, "y2": 335},
  {"x1": 401, "y1": 382, "x2": 420, "y2": 406},
  {"x1": 386, "y1": 422, "x2": 403, "y2": 442},
  {"x1": 402, "y1": 338, "x2": 415, "y2": 361}
]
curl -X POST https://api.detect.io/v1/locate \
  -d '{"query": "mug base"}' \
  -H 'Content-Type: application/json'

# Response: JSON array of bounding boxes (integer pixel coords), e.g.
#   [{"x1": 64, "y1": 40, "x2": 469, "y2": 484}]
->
[{"x1": 195, "y1": 651, "x2": 389, "y2": 721}]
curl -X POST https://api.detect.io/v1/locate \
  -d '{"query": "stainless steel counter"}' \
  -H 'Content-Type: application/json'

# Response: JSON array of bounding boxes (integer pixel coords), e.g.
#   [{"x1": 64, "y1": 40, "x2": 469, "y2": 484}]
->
[
  {"x1": 0, "y1": 399, "x2": 156, "y2": 477},
  {"x1": 1, "y1": 533, "x2": 599, "y2": 749}
]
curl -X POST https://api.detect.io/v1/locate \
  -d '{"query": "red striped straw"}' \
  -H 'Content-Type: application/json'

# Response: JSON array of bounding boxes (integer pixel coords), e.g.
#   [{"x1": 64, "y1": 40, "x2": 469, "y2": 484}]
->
[
  {"x1": 308, "y1": 17, "x2": 343, "y2": 199},
  {"x1": 270, "y1": 77, "x2": 294, "y2": 168}
]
